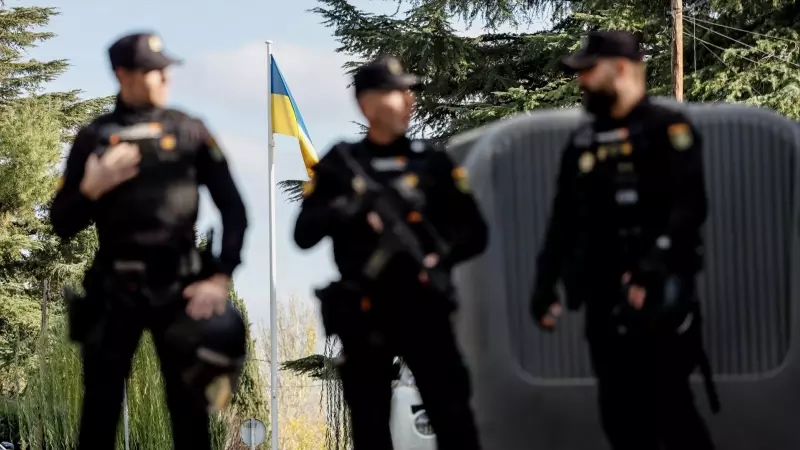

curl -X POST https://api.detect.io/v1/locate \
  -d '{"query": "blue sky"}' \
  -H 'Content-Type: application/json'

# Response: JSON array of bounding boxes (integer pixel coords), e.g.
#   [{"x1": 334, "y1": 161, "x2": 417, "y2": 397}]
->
[
  {"x1": 20, "y1": 0, "x2": 399, "y2": 327},
  {"x1": 20, "y1": 0, "x2": 535, "y2": 329}
]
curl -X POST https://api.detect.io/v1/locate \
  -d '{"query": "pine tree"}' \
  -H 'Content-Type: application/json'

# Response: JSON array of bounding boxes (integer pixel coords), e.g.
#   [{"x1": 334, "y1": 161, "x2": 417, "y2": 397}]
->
[
  {"x1": 311, "y1": 0, "x2": 800, "y2": 141},
  {"x1": 229, "y1": 289, "x2": 269, "y2": 421},
  {"x1": 0, "y1": 5, "x2": 113, "y2": 389}
]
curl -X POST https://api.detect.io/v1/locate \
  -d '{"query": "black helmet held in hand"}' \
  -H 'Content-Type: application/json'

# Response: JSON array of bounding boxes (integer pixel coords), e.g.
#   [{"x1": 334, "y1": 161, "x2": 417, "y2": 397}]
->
[{"x1": 165, "y1": 300, "x2": 248, "y2": 412}]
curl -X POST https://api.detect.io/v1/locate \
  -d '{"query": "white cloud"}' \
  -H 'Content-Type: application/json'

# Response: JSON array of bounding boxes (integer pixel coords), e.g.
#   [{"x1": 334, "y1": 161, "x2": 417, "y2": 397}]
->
[
  {"x1": 169, "y1": 40, "x2": 363, "y2": 178},
  {"x1": 165, "y1": 41, "x2": 355, "y2": 319},
  {"x1": 171, "y1": 41, "x2": 358, "y2": 123}
]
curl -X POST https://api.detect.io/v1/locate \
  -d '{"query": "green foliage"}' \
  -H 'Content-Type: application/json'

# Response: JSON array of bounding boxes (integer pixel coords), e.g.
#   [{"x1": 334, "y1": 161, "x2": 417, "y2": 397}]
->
[
  {"x1": 278, "y1": 180, "x2": 306, "y2": 203},
  {"x1": 0, "y1": 98, "x2": 60, "y2": 218},
  {"x1": 313, "y1": 0, "x2": 800, "y2": 142},
  {"x1": 281, "y1": 354, "x2": 338, "y2": 381},
  {"x1": 0, "y1": 4, "x2": 113, "y2": 390},
  {"x1": 319, "y1": 338, "x2": 349, "y2": 450},
  {"x1": 0, "y1": 7, "x2": 66, "y2": 103},
  {"x1": 229, "y1": 290, "x2": 269, "y2": 421},
  {"x1": 0, "y1": 5, "x2": 272, "y2": 449},
  {"x1": 283, "y1": 338, "x2": 349, "y2": 450},
  {"x1": 5, "y1": 293, "x2": 265, "y2": 449}
]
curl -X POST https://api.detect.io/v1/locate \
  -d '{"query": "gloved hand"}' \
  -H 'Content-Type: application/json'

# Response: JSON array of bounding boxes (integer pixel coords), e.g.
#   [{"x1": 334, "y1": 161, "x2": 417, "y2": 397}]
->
[
  {"x1": 331, "y1": 191, "x2": 376, "y2": 224},
  {"x1": 530, "y1": 289, "x2": 562, "y2": 331}
]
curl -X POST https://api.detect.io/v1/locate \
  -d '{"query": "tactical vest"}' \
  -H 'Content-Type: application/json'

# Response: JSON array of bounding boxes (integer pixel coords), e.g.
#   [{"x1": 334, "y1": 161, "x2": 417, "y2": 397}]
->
[
  {"x1": 92, "y1": 118, "x2": 200, "y2": 253},
  {"x1": 345, "y1": 140, "x2": 451, "y2": 281},
  {"x1": 570, "y1": 120, "x2": 652, "y2": 262}
]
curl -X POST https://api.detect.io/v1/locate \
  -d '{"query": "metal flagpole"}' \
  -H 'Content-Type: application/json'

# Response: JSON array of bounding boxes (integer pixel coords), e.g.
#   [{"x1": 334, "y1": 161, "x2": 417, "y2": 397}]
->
[{"x1": 265, "y1": 40, "x2": 280, "y2": 450}]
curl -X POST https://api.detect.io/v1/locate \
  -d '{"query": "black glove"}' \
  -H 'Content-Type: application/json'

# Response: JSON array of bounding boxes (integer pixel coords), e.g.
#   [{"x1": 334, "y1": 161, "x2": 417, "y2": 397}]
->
[{"x1": 330, "y1": 193, "x2": 373, "y2": 224}]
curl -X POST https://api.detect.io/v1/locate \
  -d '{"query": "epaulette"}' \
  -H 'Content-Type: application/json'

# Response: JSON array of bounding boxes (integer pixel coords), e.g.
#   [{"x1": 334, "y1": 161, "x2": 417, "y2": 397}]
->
[{"x1": 165, "y1": 108, "x2": 192, "y2": 122}]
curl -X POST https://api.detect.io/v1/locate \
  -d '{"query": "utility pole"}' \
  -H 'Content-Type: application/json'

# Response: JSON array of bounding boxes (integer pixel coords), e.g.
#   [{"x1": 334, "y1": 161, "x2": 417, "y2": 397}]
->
[{"x1": 671, "y1": 0, "x2": 684, "y2": 101}]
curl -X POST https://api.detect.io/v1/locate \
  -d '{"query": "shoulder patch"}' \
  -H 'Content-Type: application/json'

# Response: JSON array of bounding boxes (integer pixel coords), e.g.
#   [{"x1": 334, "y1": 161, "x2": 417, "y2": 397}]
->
[
  {"x1": 55, "y1": 175, "x2": 64, "y2": 191},
  {"x1": 579, "y1": 151, "x2": 595, "y2": 173},
  {"x1": 160, "y1": 134, "x2": 176, "y2": 151},
  {"x1": 451, "y1": 166, "x2": 470, "y2": 193},
  {"x1": 206, "y1": 135, "x2": 225, "y2": 161},
  {"x1": 667, "y1": 122, "x2": 693, "y2": 151}
]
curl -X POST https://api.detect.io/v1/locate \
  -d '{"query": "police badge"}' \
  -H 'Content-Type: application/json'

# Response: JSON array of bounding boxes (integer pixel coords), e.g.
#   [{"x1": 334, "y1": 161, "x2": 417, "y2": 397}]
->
[
  {"x1": 451, "y1": 167, "x2": 470, "y2": 192},
  {"x1": 148, "y1": 35, "x2": 163, "y2": 53},
  {"x1": 579, "y1": 152, "x2": 595, "y2": 173},
  {"x1": 668, "y1": 123, "x2": 693, "y2": 151},
  {"x1": 387, "y1": 58, "x2": 403, "y2": 75}
]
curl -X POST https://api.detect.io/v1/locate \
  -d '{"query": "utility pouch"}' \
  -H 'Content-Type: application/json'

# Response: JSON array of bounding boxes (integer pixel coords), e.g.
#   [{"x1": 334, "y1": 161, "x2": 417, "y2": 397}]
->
[
  {"x1": 65, "y1": 287, "x2": 103, "y2": 344},
  {"x1": 315, "y1": 280, "x2": 372, "y2": 338}
]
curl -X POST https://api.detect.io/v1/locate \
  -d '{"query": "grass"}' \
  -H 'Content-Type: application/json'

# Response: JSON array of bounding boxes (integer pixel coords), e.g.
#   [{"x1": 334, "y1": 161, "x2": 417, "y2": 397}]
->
[{"x1": 7, "y1": 317, "x2": 247, "y2": 450}]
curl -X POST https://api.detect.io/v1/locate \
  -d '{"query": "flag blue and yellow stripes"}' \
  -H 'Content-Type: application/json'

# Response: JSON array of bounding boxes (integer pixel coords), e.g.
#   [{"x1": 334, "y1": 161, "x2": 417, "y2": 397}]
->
[{"x1": 270, "y1": 55, "x2": 318, "y2": 177}]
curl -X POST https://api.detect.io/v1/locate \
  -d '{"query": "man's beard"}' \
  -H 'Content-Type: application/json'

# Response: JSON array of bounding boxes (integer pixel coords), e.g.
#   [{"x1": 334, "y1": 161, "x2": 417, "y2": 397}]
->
[{"x1": 581, "y1": 89, "x2": 618, "y2": 117}]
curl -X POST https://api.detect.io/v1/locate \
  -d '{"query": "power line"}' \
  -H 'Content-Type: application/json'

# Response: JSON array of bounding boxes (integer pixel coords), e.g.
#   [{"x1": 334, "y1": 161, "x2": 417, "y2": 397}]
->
[
  {"x1": 685, "y1": 31, "x2": 765, "y2": 96},
  {"x1": 684, "y1": 16, "x2": 800, "y2": 69},
  {"x1": 685, "y1": 31, "x2": 765, "y2": 67},
  {"x1": 686, "y1": 15, "x2": 800, "y2": 45}
]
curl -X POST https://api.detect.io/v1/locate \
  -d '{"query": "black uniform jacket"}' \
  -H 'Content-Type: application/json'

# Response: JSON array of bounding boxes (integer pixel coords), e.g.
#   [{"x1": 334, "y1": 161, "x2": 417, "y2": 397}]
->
[
  {"x1": 294, "y1": 136, "x2": 488, "y2": 290},
  {"x1": 51, "y1": 97, "x2": 247, "y2": 276},
  {"x1": 533, "y1": 97, "x2": 708, "y2": 313}
]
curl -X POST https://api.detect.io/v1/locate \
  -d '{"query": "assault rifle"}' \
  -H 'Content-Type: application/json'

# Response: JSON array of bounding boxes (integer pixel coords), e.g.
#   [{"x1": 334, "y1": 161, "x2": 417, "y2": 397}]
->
[{"x1": 335, "y1": 146, "x2": 453, "y2": 298}]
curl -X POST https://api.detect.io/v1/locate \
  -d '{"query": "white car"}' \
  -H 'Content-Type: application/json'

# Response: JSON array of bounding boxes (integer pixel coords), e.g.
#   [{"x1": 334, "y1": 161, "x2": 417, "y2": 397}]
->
[{"x1": 390, "y1": 365, "x2": 436, "y2": 450}]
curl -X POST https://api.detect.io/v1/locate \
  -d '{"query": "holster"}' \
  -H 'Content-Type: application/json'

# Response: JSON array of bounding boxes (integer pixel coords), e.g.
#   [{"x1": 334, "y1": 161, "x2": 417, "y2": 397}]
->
[
  {"x1": 66, "y1": 248, "x2": 207, "y2": 345},
  {"x1": 612, "y1": 276, "x2": 720, "y2": 414},
  {"x1": 315, "y1": 280, "x2": 373, "y2": 339},
  {"x1": 65, "y1": 284, "x2": 105, "y2": 345}
]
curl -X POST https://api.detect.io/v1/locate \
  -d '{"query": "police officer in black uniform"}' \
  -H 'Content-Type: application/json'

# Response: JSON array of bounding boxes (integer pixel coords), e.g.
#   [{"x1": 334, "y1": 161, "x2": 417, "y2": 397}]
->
[
  {"x1": 50, "y1": 32, "x2": 248, "y2": 450},
  {"x1": 294, "y1": 56, "x2": 487, "y2": 450},
  {"x1": 530, "y1": 31, "x2": 716, "y2": 450}
]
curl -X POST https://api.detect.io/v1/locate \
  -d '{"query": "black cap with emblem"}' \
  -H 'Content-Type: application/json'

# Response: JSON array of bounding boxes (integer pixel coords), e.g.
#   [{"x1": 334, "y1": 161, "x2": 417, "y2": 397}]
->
[
  {"x1": 353, "y1": 56, "x2": 421, "y2": 98},
  {"x1": 562, "y1": 30, "x2": 644, "y2": 73},
  {"x1": 108, "y1": 32, "x2": 182, "y2": 71}
]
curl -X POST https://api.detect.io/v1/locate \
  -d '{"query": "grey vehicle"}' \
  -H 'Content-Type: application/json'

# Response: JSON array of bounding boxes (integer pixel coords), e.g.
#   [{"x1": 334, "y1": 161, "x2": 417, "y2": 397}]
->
[{"x1": 447, "y1": 100, "x2": 800, "y2": 450}]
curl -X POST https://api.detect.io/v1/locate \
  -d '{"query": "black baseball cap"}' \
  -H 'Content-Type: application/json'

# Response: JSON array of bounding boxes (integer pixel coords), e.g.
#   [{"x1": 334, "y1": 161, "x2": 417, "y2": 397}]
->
[
  {"x1": 562, "y1": 30, "x2": 644, "y2": 72},
  {"x1": 353, "y1": 56, "x2": 421, "y2": 97},
  {"x1": 108, "y1": 32, "x2": 181, "y2": 71}
]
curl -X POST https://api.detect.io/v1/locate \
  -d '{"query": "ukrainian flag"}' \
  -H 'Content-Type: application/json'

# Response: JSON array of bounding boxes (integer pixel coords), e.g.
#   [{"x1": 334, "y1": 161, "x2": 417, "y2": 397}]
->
[{"x1": 270, "y1": 55, "x2": 319, "y2": 177}]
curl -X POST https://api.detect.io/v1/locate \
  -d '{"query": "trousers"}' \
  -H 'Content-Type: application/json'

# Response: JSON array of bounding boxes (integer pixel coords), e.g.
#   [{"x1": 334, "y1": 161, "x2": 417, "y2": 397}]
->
[
  {"x1": 76, "y1": 267, "x2": 210, "y2": 450},
  {"x1": 333, "y1": 287, "x2": 481, "y2": 450},
  {"x1": 588, "y1": 320, "x2": 715, "y2": 450}
]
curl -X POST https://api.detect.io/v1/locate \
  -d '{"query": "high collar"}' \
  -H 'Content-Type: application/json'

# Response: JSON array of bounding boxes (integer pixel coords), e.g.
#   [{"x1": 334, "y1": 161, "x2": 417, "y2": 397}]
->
[
  {"x1": 113, "y1": 94, "x2": 159, "y2": 122},
  {"x1": 595, "y1": 95, "x2": 651, "y2": 129},
  {"x1": 362, "y1": 134, "x2": 410, "y2": 156}
]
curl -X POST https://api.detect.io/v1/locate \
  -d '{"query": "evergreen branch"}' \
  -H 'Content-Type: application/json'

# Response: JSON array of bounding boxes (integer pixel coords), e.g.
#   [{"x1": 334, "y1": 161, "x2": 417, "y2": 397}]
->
[{"x1": 278, "y1": 179, "x2": 306, "y2": 203}]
